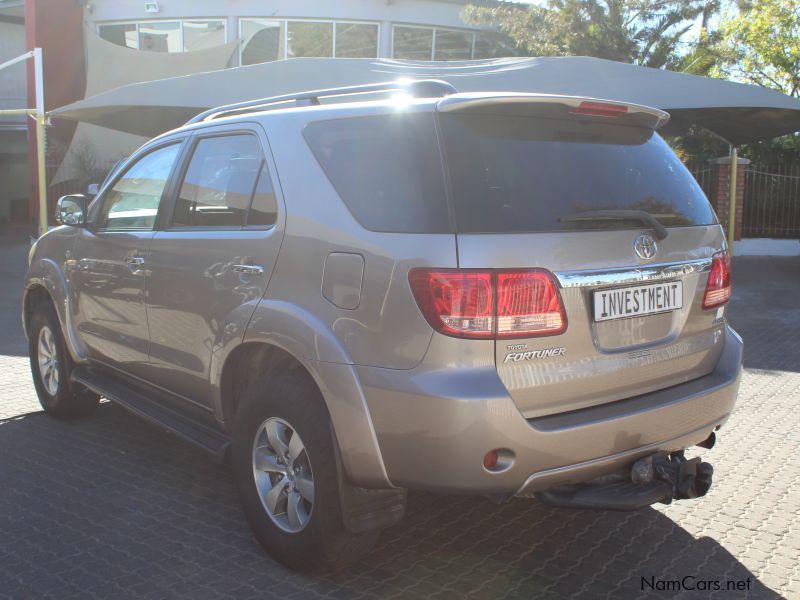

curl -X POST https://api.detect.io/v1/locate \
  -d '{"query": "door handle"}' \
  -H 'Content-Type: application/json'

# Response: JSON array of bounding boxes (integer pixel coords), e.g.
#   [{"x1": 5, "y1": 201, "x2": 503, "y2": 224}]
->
[
  {"x1": 125, "y1": 256, "x2": 145, "y2": 266},
  {"x1": 232, "y1": 264, "x2": 264, "y2": 276}
]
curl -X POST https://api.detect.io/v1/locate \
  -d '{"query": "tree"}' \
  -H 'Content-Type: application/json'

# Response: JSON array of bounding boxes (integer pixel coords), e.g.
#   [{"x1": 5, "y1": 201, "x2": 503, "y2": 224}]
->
[
  {"x1": 463, "y1": 0, "x2": 715, "y2": 68},
  {"x1": 710, "y1": 0, "x2": 800, "y2": 161},
  {"x1": 716, "y1": 0, "x2": 800, "y2": 97}
]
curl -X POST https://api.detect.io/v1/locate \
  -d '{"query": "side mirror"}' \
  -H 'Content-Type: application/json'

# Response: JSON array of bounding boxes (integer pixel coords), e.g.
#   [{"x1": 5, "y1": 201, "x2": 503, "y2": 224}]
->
[
  {"x1": 86, "y1": 183, "x2": 100, "y2": 197},
  {"x1": 56, "y1": 194, "x2": 88, "y2": 227}
]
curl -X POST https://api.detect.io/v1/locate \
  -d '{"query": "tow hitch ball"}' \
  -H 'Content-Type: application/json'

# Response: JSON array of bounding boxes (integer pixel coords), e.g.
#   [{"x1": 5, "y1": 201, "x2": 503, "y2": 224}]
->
[{"x1": 631, "y1": 451, "x2": 713, "y2": 504}]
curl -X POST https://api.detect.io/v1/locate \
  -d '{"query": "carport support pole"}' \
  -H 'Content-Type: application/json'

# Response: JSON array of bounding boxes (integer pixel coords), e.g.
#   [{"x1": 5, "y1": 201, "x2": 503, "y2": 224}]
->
[
  {"x1": 34, "y1": 48, "x2": 48, "y2": 235},
  {"x1": 727, "y1": 146, "x2": 737, "y2": 250}
]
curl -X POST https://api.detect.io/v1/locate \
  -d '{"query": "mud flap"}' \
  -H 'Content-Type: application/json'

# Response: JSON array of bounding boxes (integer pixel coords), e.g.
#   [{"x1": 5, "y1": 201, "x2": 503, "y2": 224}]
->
[{"x1": 331, "y1": 426, "x2": 407, "y2": 533}]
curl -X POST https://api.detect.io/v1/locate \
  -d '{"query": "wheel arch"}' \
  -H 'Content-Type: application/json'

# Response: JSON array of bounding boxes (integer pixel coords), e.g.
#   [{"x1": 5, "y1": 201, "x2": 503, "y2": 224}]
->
[
  {"x1": 217, "y1": 319, "x2": 392, "y2": 489},
  {"x1": 219, "y1": 341, "x2": 312, "y2": 424},
  {"x1": 24, "y1": 259, "x2": 88, "y2": 363},
  {"x1": 22, "y1": 282, "x2": 53, "y2": 339}
]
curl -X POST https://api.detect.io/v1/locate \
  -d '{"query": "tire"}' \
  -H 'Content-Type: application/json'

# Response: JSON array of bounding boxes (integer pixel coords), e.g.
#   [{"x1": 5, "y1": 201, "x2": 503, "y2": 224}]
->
[
  {"x1": 28, "y1": 301, "x2": 99, "y2": 419},
  {"x1": 232, "y1": 371, "x2": 378, "y2": 572}
]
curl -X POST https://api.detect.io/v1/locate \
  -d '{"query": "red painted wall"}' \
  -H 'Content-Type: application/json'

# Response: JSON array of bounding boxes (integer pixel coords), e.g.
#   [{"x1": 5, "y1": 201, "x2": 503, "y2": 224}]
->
[{"x1": 25, "y1": 0, "x2": 86, "y2": 231}]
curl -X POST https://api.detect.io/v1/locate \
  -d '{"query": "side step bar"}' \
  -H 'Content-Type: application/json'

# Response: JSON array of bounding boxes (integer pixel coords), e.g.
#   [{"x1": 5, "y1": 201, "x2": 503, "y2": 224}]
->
[{"x1": 71, "y1": 366, "x2": 230, "y2": 462}]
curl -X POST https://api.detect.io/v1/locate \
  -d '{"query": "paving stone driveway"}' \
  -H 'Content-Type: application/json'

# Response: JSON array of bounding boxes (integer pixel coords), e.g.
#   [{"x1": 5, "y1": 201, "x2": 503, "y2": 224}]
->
[{"x1": 1, "y1": 226, "x2": 798, "y2": 599}]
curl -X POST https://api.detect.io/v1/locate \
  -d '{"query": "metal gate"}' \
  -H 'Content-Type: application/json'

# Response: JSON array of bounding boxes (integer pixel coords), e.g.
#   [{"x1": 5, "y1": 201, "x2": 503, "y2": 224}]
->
[{"x1": 744, "y1": 164, "x2": 800, "y2": 239}]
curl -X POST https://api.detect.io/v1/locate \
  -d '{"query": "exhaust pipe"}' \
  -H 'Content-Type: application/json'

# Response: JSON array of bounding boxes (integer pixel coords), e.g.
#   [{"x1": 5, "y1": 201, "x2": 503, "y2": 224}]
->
[{"x1": 697, "y1": 431, "x2": 716, "y2": 450}]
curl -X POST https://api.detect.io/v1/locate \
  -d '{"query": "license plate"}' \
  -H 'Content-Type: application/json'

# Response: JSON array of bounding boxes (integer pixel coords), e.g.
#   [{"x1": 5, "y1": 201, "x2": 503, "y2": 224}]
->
[{"x1": 594, "y1": 281, "x2": 683, "y2": 322}]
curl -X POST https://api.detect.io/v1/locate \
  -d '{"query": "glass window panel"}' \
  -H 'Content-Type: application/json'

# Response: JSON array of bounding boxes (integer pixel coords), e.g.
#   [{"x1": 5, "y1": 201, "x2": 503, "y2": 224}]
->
[
  {"x1": 139, "y1": 21, "x2": 181, "y2": 52},
  {"x1": 335, "y1": 23, "x2": 378, "y2": 58},
  {"x1": 241, "y1": 19, "x2": 285, "y2": 65},
  {"x1": 99, "y1": 24, "x2": 139, "y2": 50},
  {"x1": 434, "y1": 29, "x2": 473, "y2": 61},
  {"x1": 183, "y1": 20, "x2": 225, "y2": 52},
  {"x1": 247, "y1": 167, "x2": 278, "y2": 227},
  {"x1": 473, "y1": 31, "x2": 518, "y2": 59},
  {"x1": 173, "y1": 135, "x2": 264, "y2": 228},
  {"x1": 287, "y1": 21, "x2": 333, "y2": 58},
  {"x1": 101, "y1": 144, "x2": 181, "y2": 230},
  {"x1": 440, "y1": 114, "x2": 716, "y2": 233},
  {"x1": 392, "y1": 26, "x2": 433, "y2": 60},
  {"x1": 304, "y1": 113, "x2": 450, "y2": 233}
]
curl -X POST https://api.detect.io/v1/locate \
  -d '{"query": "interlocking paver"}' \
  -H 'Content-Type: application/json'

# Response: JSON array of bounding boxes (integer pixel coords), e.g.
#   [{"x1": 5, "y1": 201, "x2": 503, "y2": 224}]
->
[{"x1": 0, "y1": 225, "x2": 797, "y2": 599}]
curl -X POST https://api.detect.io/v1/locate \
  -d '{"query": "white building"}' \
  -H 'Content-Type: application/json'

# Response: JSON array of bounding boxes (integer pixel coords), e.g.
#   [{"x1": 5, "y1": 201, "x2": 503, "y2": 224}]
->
[
  {"x1": 88, "y1": 0, "x2": 512, "y2": 63},
  {"x1": 0, "y1": 0, "x2": 515, "y2": 224},
  {"x1": 0, "y1": 0, "x2": 26, "y2": 223}
]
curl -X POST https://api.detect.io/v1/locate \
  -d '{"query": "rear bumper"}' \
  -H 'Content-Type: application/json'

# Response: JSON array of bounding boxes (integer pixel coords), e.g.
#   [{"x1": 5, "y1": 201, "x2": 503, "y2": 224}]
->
[{"x1": 357, "y1": 325, "x2": 742, "y2": 494}]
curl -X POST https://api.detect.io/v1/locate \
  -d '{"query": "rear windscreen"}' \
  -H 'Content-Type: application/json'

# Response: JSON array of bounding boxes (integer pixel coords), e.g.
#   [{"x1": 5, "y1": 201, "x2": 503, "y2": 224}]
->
[
  {"x1": 303, "y1": 113, "x2": 451, "y2": 233},
  {"x1": 439, "y1": 113, "x2": 717, "y2": 233}
]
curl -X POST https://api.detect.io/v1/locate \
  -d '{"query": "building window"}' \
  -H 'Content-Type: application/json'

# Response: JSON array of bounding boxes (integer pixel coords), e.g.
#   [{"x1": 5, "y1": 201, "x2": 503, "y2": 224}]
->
[
  {"x1": 240, "y1": 19, "x2": 379, "y2": 65},
  {"x1": 392, "y1": 25, "x2": 434, "y2": 60},
  {"x1": 287, "y1": 21, "x2": 334, "y2": 58},
  {"x1": 240, "y1": 19, "x2": 285, "y2": 65},
  {"x1": 99, "y1": 20, "x2": 227, "y2": 53},
  {"x1": 98, "y1": 23, "x2": 139, "y2": 49},
  {"x1": 433, "y1": 29, "x2": 473, "y2": 61},
  {"x1": 392, "y1": 25, "x2": 516, "y2": 61},
  {"x1": 473, "y1": 31, "x2": 518, "y2": 59},
  {"x1": 183, "y1": 20, "x2": 226, "y2": 52},
  {"x1": 138, "y1": 21, "x2": 181, "y2": 52},
  {"x1": 335, "y1": 23, "x2": 379, "y2": 58}
]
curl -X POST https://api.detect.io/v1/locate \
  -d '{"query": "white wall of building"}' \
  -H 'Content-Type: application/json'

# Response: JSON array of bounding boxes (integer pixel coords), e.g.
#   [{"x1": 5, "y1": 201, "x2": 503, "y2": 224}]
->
[
  {"x1": 85, "y1": 0, "x2": 478, "y2": 61},
  {"x1": 86, "y1": 0, "x2": 470, "y2": 31},
  {"x1": 0, "y1": 20, "x2": 26, "y2": 115},
  {"x1": 0, "y1": 18, "x2": 27, "y2": 222}
]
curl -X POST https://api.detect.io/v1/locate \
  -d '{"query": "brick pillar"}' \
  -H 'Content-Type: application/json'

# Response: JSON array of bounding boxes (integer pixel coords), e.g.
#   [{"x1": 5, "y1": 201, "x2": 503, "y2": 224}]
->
[
  {"x1": 709, "y1": 156, "x2": 750, "y2": 241},
  {"x1": 25, "y1": 0, "x2": 86, "y2": 234}
]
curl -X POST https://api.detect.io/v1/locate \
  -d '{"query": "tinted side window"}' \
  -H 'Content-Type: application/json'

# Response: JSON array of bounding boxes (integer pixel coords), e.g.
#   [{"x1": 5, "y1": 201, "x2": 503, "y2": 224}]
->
[
  {"x1": 247, "y1": 166, "x2": 278, "y2": 227},
  {"x1": 99, "y1": 143, "x2": 180, "y2": 230},
  {"x1": 440, "y1": 114, "x2": 717, "y2": 233},
  {"x1": 303, "y1": 113, "x2": 451, "y2": 233},
  {"x1": 173, "y1": 134, "x2": 263, "y2": 228}
]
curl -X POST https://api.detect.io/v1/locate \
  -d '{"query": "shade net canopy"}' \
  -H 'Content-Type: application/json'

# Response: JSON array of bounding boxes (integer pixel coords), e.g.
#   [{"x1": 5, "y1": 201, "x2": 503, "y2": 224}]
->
[{"x1": 51, "y1": 56, "x2": 800, "y2": 145}]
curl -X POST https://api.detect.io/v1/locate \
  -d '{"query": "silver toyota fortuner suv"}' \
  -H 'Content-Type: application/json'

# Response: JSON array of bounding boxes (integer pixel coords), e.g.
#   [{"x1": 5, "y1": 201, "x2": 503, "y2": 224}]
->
[{"x1": 23, "y1": 80, "x2": 742, "y2": 572}]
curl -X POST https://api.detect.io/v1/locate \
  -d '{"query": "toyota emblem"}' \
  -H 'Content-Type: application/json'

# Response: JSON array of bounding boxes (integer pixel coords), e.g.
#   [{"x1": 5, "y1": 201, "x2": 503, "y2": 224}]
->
[{"x1": 634, "y1": 234, "x2": 658, "y2": 259}]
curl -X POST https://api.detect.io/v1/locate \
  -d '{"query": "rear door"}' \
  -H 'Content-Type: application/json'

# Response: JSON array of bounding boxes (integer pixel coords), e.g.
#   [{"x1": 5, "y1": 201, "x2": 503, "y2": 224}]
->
[
  {"x1": 144, "y1": 124, "x2": 284, "y2": 409},
  {"x1": 438, "y1": 98, "x2": 728, "y2": 419}
]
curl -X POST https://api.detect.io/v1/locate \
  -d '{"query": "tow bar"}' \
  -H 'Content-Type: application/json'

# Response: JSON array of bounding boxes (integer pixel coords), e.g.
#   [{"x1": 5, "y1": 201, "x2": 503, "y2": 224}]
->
[{"x1": 536, "y1": 451, "x2": 714, "y2": 511}]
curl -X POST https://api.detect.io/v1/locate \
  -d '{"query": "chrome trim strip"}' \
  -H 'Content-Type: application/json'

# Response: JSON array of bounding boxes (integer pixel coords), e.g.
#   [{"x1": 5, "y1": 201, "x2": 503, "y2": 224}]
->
[{"x1": 555, "y1": 259, "x2": 712, "y2": 288}]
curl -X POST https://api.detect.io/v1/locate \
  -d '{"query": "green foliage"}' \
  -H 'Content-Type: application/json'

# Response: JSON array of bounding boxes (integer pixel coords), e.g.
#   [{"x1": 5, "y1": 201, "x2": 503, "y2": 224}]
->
[
  {"x1": 715, "y1": 0, "x2": 800, "y2": 97},
  {"x1": 463, "y1": 0, "x2": 800, "y2": 163},
  {"x1": 667, "y1": 127, "x2": 729, "y2": 162},
  {"x1": 463, "y1": 0, "x2": 713, "y2": 68}
]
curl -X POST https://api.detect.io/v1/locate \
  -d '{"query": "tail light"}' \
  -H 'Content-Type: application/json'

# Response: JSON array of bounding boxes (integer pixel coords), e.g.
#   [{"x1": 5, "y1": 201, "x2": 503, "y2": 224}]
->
[
  {"x1": 702, "y1": 251, "x2": 732, "y2": 309},
  {"x1": 571, "y1": 101, "x2": 629, "y2": 118},
  {"x1": 408, "y1": 268, "x2": 567, "y2": 339}
]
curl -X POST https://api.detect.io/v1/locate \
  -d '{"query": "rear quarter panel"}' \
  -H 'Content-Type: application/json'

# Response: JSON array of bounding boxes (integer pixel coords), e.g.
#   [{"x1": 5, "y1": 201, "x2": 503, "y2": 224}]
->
[{"x1": 252, "y1": 109, "x2": 457, "y2": 370}]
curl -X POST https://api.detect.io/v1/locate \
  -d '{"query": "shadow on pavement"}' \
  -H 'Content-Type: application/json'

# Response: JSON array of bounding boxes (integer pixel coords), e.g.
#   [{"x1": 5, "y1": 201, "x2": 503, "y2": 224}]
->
[
  {"x1": 0, "y1": 226, "x2": 30, "y2": 358},
  {"x1": 0, "y1": 403, "x2": 781, "y2": 599}
]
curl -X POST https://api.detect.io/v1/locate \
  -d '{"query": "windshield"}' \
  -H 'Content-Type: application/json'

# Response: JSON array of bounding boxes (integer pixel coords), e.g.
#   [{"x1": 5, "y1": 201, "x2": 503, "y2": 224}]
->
[{"x1": 439, "y1": 113, "x2": 717, "y2": 234}]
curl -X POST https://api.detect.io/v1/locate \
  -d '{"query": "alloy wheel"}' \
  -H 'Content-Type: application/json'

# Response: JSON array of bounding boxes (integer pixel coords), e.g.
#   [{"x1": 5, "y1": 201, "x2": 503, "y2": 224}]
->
[
  {"x1": 37, "y1": 325, "x2": 60, "y2": 396},
  {"x1": 252, "y1": 417, "x2": 315, "y2": 533}
]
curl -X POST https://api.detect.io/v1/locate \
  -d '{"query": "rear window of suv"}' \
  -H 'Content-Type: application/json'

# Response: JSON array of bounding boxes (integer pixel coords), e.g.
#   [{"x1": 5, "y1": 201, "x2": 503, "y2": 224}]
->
[
  {"x1": 439, "y1": 113, "x2": 717, "y2": 233},
  {"x1": 303, "y1": 112, "x2": 451, "y2": 233}
]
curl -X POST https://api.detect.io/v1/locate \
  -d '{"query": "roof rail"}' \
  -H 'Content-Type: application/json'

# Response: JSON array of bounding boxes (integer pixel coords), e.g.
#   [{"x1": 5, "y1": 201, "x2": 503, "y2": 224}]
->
[{"x1": 185, "y1": 79, "x2": 457, "y2": 126}]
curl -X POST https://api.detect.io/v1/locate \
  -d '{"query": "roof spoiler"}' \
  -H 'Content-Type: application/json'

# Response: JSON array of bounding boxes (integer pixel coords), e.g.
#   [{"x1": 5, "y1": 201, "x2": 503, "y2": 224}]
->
[{"x1": 438, "y1": 93, "x2": 670, "y2": 130}]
